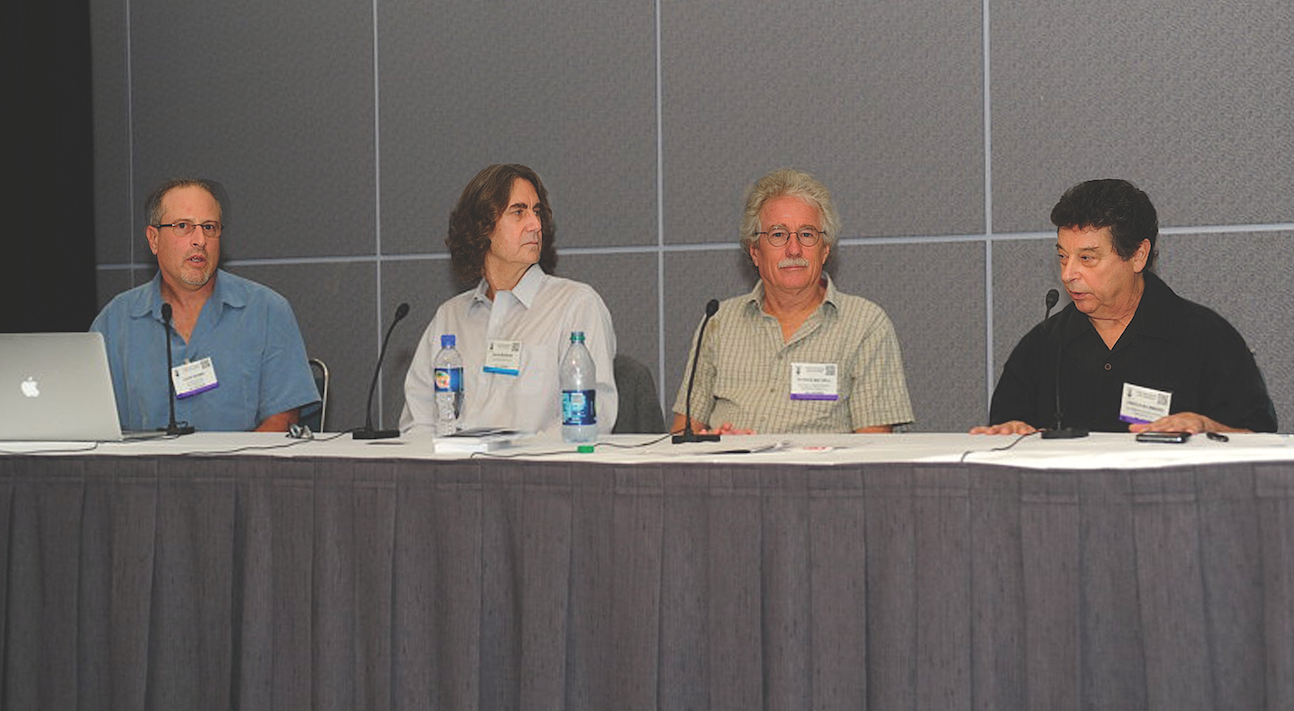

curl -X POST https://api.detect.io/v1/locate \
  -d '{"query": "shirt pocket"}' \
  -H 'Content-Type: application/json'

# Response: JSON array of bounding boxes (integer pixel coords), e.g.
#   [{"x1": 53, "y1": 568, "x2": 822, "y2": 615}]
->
[
  {"x1": 516, "y1": 346, "x2": 558, "y2": 399},
  {"x1": 188, "y1": 354, "x2": 256, "y2": 430},
  {"x1": 795, "y1": 392, "x2": 846, "y2": 430}
]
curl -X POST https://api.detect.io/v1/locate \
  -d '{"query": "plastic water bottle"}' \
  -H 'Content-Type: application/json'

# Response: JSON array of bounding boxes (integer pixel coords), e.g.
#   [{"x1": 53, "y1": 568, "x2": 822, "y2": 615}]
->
[
  {"x1": 433, "y1": 334, "x2": 463, "y2": 436},
  {"x1": 560, "y1": 331, "x2": 597, "y2": 443}
]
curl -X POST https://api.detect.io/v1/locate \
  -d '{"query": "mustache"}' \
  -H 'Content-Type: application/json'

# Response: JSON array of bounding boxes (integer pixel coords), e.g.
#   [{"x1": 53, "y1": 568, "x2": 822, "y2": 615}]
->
[{"x1": 777, "y1": 257, "x2": 810, "y2": 268}]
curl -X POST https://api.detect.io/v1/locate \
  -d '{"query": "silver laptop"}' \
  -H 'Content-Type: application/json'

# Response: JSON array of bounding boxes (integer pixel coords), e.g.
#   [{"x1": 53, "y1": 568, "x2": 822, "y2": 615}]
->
[{"x1": 0, "y1": 332, "x2": 126, "y2": 441}]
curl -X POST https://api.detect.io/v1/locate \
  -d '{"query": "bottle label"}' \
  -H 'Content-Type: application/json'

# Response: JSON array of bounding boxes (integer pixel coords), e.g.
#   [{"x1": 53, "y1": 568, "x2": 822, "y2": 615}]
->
[
  {"x1": 434, "y1": 367, "x2": 463, "y2": 393},
  {"x1": 562, "y1": 389, "x2": 597, "y2": 426}
]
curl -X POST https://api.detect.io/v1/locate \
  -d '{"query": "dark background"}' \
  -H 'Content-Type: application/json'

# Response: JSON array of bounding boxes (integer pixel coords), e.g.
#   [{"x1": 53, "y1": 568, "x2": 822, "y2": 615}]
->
[{"x1": 6, "y1": 1, "x2": 96, "y2": 333}]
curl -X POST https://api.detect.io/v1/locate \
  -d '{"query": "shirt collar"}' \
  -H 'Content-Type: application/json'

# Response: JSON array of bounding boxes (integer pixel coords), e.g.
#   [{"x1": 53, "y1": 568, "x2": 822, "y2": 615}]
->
[
  {"x1": 127, "y1": 270, "x2": 243, "y2": 321},
  {"x1": 1056, "y1": 270, "x2": 1177, "y2": 345},
  {"x1": 742, "y1": 281, "x2": 763, "y2": 312},
  {"x1": 1124, "y1": 270, "x2": 1177, "y2": 340},
  {"x1": 745, "y1": 274, "x2": 838, "y2": 314},
  {"x1": 510, "y1": 263, "x2": 545, "y2": 306},
  {"x1": 820, "y1": 275, "x2": 841, "y2": 309},
  {"x1": 470, "y1": 277, "x2": 492, "y2": 307},
  {"x1": 471, "y1": 263, "x2": 547, "y2": 309}
]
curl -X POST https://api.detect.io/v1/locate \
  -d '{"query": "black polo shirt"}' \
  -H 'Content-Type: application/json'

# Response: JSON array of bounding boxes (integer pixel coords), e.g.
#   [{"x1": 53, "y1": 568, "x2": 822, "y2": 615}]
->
[{"x1": 990, "y1": 271, "x2": 1277, "y2": 432}]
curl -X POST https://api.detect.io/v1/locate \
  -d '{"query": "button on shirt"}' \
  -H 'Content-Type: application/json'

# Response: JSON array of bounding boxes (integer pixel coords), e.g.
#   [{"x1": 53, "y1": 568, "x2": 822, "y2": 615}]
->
[
  {"x1": 990, "y1": 270, "x2": 1277, "y2": 432},
  {"x1": 90, "y1": 271, "x2": 320, "y2": 431},
  {"x1": 400, "y1": 265, "x2": 618, "y2": 438},
  {"x1": 673, "y1": 277, "x2": 914, "y2": 433}
]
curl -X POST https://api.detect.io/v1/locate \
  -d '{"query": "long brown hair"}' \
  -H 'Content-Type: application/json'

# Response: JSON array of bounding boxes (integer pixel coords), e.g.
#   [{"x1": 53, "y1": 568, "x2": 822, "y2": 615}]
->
[{"x1": 445, "y1": 164, "x2": 558, "y2": 283}]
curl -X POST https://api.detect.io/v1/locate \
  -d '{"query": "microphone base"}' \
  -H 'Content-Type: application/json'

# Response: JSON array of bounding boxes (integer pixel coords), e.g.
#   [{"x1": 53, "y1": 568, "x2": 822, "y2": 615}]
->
[
  {"x1": 353, "y1": 428, "x2": 400, "y2": 440},
  {"x1": 161, "y1": 424, "x2": 195, "y2": 436},
  {"x1": 1042, "y1": 427, "x2": 1089, "y2": 439},
  {"x1": 671, "y1": 432, "x2": 722, "y2": 444}
]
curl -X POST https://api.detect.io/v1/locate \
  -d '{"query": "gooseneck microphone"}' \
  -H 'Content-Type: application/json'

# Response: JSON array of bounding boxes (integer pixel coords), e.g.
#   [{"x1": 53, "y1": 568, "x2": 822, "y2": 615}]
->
[
  {"x1": 673, "y1": 298, "x2": 722, "y2": 444},
  {"x1": 1039, "y1": 289, "x2": 1088, "y2": 440},
  {"x1": 160, "y1": 303, "x2": 195, "y2": 436},
  {"x1": 354, "y1": 302, "x2": 411, "y2": 440}
]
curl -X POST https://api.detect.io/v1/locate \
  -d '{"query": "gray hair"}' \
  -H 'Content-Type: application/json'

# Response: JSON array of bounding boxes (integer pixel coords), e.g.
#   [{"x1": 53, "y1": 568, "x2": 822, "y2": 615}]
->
[{"x1": 738, "y1": 168, "x2": 841, "y2": 251}]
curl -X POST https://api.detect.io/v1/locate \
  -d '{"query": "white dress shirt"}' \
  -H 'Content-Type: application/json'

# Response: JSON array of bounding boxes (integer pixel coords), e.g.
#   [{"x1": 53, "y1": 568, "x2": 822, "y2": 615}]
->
[{"x1": 400, "y1": 265, "x2": 618, "y2": 439}]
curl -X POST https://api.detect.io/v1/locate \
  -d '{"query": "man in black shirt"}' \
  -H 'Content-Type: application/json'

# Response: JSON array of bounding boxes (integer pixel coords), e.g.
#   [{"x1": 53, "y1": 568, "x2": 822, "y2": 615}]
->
[{"x1": 973, "y1": 179, "x2": 1276, "y2": 435}]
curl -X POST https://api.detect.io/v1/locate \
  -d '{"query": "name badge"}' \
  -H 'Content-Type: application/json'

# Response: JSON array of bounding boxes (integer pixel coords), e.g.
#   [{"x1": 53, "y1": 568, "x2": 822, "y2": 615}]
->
[
  {"x1": 171, "y1": 357, "x2": 219, "y2": 399},
  {"x1": 790, "y1": 362, "x2": 839, "y2": 401},
  {"x1": 483, "y1": 340, "x2": 522, "y2": 376},
  {"x1": 1120, "y1": 382, "x2": 1172, "y2": 424}
]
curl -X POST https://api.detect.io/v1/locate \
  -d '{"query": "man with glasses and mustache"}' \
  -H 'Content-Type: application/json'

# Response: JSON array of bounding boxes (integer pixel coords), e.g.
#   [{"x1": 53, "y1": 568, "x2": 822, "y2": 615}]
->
[
  {"x1": 91, "y1": 178, "x2": 317, "y2": 432},
  {"x1": 672, "y1": 168, "x2": 914, "y2": 434}
]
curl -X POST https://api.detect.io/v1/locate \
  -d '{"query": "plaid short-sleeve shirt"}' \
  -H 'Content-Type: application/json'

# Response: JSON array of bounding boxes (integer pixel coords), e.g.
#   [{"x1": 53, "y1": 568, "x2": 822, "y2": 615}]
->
[{"x1": 673, "y1": 277, "x2": 914, "y2": 433}]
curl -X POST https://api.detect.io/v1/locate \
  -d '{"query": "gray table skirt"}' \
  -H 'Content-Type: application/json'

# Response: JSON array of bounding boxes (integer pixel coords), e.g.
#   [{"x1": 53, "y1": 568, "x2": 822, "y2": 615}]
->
[{"x1": 2, "y1": 455, "x2": 1291, "y2": 710}]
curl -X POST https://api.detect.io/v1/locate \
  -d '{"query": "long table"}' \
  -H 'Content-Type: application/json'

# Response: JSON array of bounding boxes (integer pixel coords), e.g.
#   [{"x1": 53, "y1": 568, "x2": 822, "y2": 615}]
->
[{"x1": 2, "y1": 433, "x2": 1292, "y2": 710}]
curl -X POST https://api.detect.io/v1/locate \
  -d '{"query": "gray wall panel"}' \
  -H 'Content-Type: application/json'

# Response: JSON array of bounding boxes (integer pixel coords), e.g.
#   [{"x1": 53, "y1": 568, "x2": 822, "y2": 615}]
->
[
  {"x1": 92, "y1": 0, "x2": 1294, "y2": 434},
  {"x1": 661, "y1": 0, "x2": 985, "y2": 244},
  {"x1": 992, "y1": 0, "x2": 1294, "y2": 231},
  {"x1": 94, "y1": 268, "x2": 154, "y2": 314},
  {"x1": 831, "y1": 241, "x2": 986, "y2": 432},
  {"x1": 226, "y1": 262, "x2": 376, "y2": 432},
  {"x1": 558, "y1": 253, "x2": 660, "y2": 379},
  {"x1": 127, "y1": 0, "x2": 376, "y2": 260},
  {"x1": 380, "y1": 259, "x2": 470, "y2": 429},
  {"x1": 89, "y1": 0, "x2": 133, "y2": 265},
  {"x1": 662, "y1": 249, "x2": 763, "y2": 411},
  {"x1": 378, "y1": 0, "x2": 658, "y2": 255},
  {"x1": 990, "y1": 237, "x2": 1071, "y2": 385},
  {"x1": 1157, "y1": 231, "x2": 1293, "y2": 429}
]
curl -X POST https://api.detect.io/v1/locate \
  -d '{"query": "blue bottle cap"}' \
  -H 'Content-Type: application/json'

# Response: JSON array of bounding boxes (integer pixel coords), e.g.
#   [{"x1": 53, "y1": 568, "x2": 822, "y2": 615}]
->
[
  {"x1": 441, "y1": 334, "x2": 456, "y2": 348},
  {"x1": 570, "y1": 331, "x2": 585, "y2": 342}
]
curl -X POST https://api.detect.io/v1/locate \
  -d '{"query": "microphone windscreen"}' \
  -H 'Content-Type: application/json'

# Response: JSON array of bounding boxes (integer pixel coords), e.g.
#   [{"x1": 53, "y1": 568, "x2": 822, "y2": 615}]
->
[
  {"x1": 1045, "y1": 289, "x2": 1059, "y2": 310},
  {"x1": 161, "y1": 302, "x2": 172, "y2": 322},
  {"x1": 393, "y1": 302, "x2": 410, "y2": 321},
  {"x1": 705, "y1": 299, "x2": 720, "y2": 317}
]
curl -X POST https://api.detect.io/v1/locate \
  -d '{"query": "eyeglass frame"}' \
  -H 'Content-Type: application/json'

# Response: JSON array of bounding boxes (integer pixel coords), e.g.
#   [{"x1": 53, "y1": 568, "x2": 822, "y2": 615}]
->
[
  {"x1": 153, "y1": 221, "x2": 223, "y2": 238},
  {"x1": 754, "y1": 227, "x2": 825, "y2": 247}
]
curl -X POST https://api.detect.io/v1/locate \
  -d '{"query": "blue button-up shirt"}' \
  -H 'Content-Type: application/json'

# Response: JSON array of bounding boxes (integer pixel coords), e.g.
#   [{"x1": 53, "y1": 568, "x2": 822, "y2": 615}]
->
[{"x1": 91, "y1": 270, "x2": 318, "y2": 431}]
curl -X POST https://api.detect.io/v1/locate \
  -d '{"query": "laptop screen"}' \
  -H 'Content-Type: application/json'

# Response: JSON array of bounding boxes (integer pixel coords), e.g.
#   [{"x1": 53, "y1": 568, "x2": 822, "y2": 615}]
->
[{"x1": 0, "y1": 332, "x2": 125, "y2": 441}]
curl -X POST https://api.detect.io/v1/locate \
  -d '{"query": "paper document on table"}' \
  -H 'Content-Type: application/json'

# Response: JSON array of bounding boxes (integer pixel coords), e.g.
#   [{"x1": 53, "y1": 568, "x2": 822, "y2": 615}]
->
[
  {"x1": 705, "y1": 440, "x2": 792, "y2": 455},
  {"x1": 646, "y1": 440, "x2": 798, "y2": 457},
  {"x1": 433, "y1": 427, "x2": 527, "y2": 453}
]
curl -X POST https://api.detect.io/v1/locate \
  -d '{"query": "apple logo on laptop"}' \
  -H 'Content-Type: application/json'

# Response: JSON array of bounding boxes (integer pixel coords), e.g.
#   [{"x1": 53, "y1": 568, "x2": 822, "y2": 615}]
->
[{"x1": 21, "y1": 377, "x2": 40, "y2": 398}]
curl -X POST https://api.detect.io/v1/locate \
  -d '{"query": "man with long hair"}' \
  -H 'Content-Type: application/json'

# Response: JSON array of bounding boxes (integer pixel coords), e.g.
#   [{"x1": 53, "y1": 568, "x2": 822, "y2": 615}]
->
[{"x1": 400, "y1": 164, "x2": 618, "y2": 437}]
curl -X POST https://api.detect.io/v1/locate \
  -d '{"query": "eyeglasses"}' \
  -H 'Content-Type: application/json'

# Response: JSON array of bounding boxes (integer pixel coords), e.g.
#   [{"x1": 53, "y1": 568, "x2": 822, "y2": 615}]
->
[
  {"x1": 155, "y1": 221, "x2": 222, "y2": 238},
  {"x1": 756, "y1": 228, "x2": 824, "y2": 247}
]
